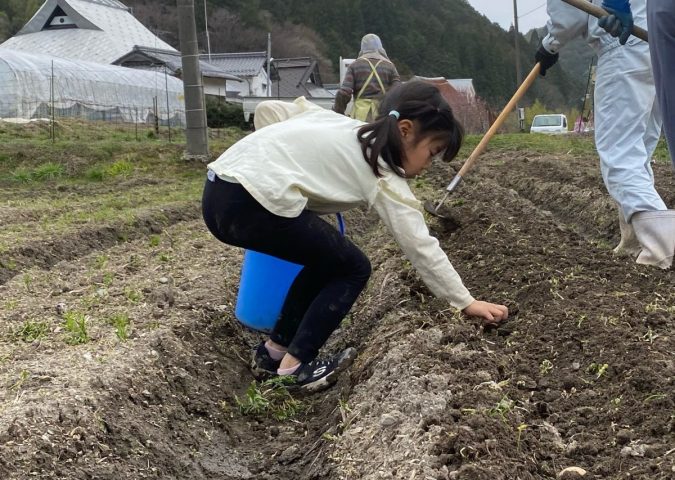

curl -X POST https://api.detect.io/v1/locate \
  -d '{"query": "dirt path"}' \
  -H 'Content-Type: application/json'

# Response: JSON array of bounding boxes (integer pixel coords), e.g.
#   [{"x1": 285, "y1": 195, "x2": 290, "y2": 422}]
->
[{"x1": 0, "y1": 146, "x2": 673, "y2": 479}]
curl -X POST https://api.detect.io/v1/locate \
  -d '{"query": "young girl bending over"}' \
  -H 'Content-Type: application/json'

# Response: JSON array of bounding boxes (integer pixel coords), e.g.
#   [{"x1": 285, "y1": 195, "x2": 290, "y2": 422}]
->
[{"x1": 202, "y1": 81, "x2": 508, "y2": 392}]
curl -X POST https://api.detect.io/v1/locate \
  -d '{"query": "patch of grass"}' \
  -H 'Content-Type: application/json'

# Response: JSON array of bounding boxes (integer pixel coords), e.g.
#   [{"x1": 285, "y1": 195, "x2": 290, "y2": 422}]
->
[
  {"x1": 488, "y1": 396, "x2": 514, "y2": 424},
  {"x1": 3, "y1": 300, "x2": 18, "y2": 310},
  {"x1": 84, "y1": 165, "x2": 107, "y2": 182},
  {"x1": 539, "y1": 359, "x2": 553, "y2": 375},
  {"x1": 149, "y1": 235, "x2": 161, "y2": 247},
  {"x1": 124, "y1": 287, "x2": 142, "y2": 303},
  {"x1": 235, "y1": 376, "x2": 306, "y2": 420},
  {"x1": 94, "y1": 254, "x2": 109, "y2": 270},
  {"x1": 586, "y1": 362, "x2": 609, "y2": 379},
  {"x1": 11, "y1": 168, "x2": 32, "y2": 183},
  {"x1": 10, "y1": 370, "x2": 30, "y2": 391},
  {"x1": 85, "y1": 159, "x2": 134, "y2": 182},
  {"x1": 516, "y1": 423, "x2": 528, "y2": 451},
  {"x1": 32, "y1": 162, "x2": 66, "y2": 181},
  {"x1": 107, "y1": 158, "x2": 134, "y2": 177},
  {"x1": 63, "y1": 311, "x2": 89, "y2": 345},
  {"x1": 22, "y1": 273, "x2": 33, "y2": 292},
  {"x1": 14, "y1": 320, "x2": 49, "y2": 342},
  {"x1": 109, "y1": 313, "x2": 130, "y2": 341}
]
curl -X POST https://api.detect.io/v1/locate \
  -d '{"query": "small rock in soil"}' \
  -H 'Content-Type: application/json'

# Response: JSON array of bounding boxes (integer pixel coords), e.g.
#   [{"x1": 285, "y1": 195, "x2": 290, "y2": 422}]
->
[{"x1": 557, "y1": 466, "x2": 587, "y2": 479}]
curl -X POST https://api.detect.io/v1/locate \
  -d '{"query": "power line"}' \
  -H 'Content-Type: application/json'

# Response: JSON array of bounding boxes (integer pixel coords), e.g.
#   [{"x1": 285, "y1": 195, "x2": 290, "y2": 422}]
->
[{"x1": 518, "y1": 1, "x2": 546, "y2": 19}]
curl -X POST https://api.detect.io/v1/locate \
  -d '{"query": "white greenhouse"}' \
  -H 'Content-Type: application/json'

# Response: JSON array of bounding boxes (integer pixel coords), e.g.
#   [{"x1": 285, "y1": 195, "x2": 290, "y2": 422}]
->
[{"x1": 0, "y1": 48, "x2": 185, "y2": 124}]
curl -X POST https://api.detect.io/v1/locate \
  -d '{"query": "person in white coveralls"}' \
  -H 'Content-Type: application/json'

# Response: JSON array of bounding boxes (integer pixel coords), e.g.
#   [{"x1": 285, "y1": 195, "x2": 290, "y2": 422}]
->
[{"x1": 534, "y1": 0, "x2": 674, "y2": 269}]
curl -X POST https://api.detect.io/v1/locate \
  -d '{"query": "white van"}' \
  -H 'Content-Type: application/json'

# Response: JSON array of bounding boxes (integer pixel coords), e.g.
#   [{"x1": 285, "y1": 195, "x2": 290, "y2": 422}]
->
[{"x1": 530, "y1": 114, "x2": 568, "y2": 134}]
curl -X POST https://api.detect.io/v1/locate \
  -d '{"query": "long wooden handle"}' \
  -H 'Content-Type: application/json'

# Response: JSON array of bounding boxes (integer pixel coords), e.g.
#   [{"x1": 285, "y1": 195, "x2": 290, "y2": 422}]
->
[
  {"x1": 562, "y1": 0, "x2": 648, "y2": 42},
  {"x1": 456, "y1": 63, "x2": 541, "y2": 178}
]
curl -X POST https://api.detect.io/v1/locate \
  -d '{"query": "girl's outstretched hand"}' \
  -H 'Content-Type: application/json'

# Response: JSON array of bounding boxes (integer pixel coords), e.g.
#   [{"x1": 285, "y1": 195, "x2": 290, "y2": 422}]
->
[{"x1": 462, "y1": 300, "x2": 509, "y2": 324}]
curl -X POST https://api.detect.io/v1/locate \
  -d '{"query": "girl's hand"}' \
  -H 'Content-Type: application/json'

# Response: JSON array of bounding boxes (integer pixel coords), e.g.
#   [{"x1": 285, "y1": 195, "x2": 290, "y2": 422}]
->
[{"x1": 462, "y1": 300, "x2": 509, "y2": 325}]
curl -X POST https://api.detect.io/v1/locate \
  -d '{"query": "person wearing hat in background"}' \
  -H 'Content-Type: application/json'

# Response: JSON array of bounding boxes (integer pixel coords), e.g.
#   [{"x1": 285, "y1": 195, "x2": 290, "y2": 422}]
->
[{"x1": 333, "y1": 33, "x2": 401, "y2": 122}]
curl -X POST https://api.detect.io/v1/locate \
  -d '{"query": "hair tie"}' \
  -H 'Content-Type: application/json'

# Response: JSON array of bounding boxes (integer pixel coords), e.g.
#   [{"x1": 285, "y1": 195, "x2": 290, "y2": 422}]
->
[{"x1": 388, "y1": 110, "x2": 400, "y2": 119}]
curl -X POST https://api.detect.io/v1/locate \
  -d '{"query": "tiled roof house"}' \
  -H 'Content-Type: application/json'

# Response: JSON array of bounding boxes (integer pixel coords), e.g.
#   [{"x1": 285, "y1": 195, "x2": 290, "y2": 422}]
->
[
  {"x1": 201, "y1": 51, "x2": 269, "y2": 97},
  {"x1": 115, "y1": 46, "x2": 242, "y2": 98},
  {"x1": 268, "y1": 57, "x2": 332, "y2": 99},
  {"x1": 0, "y1": 0, "x2": 175, "y2": 64}
]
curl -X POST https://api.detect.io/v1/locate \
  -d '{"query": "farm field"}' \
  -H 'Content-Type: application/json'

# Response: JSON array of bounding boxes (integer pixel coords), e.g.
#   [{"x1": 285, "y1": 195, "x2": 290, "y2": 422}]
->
[{"x1": 0, "y1": 125, "x2": 673, "y2": 480}]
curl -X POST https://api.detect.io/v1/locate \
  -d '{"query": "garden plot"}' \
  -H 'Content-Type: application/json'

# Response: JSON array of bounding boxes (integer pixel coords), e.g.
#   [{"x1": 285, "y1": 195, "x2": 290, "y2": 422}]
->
[{"x1": 0, "y1": 134, "x2": 673, "y2": 479}]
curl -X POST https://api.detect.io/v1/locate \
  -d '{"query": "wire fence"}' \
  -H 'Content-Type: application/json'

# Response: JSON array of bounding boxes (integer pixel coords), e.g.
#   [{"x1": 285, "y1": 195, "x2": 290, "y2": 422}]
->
[
  {"x1": 0, "y1": 101, "x2": 186, "y2": 143},
  {"x1": 0, "y1": 57, "x2": 188, "y2": 142}
]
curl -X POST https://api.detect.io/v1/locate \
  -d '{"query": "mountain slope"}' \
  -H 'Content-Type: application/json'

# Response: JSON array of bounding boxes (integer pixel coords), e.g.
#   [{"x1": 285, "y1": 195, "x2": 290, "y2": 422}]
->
[{"x1": 1, "y1": 0, "x2": 584, "y2": 109}]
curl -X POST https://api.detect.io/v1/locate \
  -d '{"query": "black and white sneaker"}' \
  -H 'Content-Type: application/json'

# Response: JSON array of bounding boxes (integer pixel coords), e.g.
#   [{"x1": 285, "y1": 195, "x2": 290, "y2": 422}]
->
[
  {"x1": 250, "y1": 342, "x2": 281, "y2": 379},
  {"x1": 287, "y1": 348, "x2": 357, "y2": 392}
]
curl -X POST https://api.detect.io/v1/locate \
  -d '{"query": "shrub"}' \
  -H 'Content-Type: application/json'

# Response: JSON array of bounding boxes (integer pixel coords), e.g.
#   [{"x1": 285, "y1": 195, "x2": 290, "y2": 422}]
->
[{"x1": 206, "y1": 98, "x2": 249, "y2": 129}]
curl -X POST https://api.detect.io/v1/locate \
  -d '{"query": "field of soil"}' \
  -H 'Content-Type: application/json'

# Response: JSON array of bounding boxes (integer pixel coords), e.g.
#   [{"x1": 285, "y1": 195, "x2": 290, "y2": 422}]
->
[{"x1": 0, "y1": 132, "x2": 673, "y2": 480}]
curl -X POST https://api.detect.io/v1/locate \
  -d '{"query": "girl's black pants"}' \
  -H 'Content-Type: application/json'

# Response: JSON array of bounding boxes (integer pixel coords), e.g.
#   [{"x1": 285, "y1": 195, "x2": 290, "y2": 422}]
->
[{"x1": 202, "y1": 175, "x2": 371, "y2": 363}]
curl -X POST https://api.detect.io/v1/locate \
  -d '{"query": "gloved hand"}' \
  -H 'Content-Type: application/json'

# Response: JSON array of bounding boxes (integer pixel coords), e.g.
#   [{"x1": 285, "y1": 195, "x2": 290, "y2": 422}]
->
[
  {"x1": 598, "y1": 0, "x2": 633, "y2": 45},
  {"x1": 535, "y1": 45, "x2": 559, "y2": 77}
]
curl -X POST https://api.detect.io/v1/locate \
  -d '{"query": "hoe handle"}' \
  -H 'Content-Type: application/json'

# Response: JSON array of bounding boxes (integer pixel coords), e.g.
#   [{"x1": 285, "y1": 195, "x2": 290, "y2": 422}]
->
[
  {"x1": 562, "y1": 0, "x2": 648, "y2": 42},
  {"x1": 452, "y1": 62, "x2": 541, "y2": 186}
]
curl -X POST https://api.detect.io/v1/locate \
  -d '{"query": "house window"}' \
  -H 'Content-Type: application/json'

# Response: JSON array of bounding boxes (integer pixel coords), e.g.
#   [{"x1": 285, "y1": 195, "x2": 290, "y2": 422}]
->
[{"x1": 43, "y1": 6, "x2": 77, "y2": 30}]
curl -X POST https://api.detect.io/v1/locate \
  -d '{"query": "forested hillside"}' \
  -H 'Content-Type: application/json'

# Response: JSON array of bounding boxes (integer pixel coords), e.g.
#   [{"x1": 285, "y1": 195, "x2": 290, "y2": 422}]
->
[{"x1": 0, "y1": 0, "x2": 587, "y2": 110}]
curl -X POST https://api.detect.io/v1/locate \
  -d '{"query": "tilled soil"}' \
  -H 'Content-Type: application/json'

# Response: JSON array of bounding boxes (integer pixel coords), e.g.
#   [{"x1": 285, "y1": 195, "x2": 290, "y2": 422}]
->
[{"x1": 0, "y1": 146, "x2": 673, "y2": 480}]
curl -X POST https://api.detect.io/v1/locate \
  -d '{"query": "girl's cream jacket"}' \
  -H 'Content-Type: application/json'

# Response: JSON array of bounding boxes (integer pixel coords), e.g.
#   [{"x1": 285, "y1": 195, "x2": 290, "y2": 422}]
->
[{"x1": 207, "y1": 98, "x2": 474, "y2": 310}]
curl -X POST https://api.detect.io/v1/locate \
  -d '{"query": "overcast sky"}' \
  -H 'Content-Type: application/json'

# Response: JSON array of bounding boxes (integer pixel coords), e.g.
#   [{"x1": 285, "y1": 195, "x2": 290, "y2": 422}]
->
[{"x1": 466, "y1": 0, "x2": 549, "y2": 32}]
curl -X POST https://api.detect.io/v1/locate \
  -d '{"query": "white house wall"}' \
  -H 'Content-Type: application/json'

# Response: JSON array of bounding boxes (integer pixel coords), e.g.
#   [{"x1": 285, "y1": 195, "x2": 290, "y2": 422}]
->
[
  {"x1": 250, "y1": 72, "x2": 268, "y2": 97},
  {"x1": 203, "y1": 77, "x2": 229, "y2": 98}
]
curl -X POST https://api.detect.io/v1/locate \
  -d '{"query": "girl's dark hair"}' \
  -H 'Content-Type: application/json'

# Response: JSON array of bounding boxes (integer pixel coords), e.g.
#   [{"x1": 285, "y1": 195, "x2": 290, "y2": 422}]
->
[{"x1": 357, "y1": 81, "x2": 464, "y2": 177}]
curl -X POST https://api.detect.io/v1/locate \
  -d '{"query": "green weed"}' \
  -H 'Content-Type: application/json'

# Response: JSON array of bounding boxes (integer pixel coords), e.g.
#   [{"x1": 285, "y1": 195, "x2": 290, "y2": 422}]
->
[
  {"x1": 124, "y1": 287, "x2": 142, "y2": 303},
  {"x1": 107, "y1": 159, "x2": 134, "y2": 177},
  {"x1": 63, "y1": 311, "x2": 89, "y2": 345},
  {"x1": 32, "y1": 162, "x2": 65, "y2": 180},
  {"x1": 3, "y1": 300, "x2": 18, "y2": 310},
  {"x1": 15, "y1": 320, "x2": 49, "y2": 342},
  {"x1": 644, "y1": 393, "x2": 667, "y2": 403},
  {"x1": 235, "y1": 376, "x2": 305, "y2": 420},
  {"x1": 10, "y1": 370, "x2": 30, "y2": 391},
  {"x1": 610, "y1": 396, "x2": 622, "y2": 408},
  {"x1": 488, "y1": 396, "x2": 514, "y2": 424},
  {"x1": 94, "y1": 254, "x2": 109, "y2": 270},
  {"x1": 11, "y1": 168, "x2": 32, "y2": 183},
  {"x1": 22, "y1": 274, "x2": 33, "y2": 292},
  {"x1": 539, "y1": 359, "x2": 553, "y2": 375},
  {"x1": 109, "y1": 313, "x2": 130, "y2": 341},
  {"x1": 85, "y1": 166, "x2": 106, "y2": 181},
  {"x1": 516, "y1": 423, "x2": 528, "y2": 451},
  {"x1": 587, "y1": 362, "x2": 609, "y2": 379}
]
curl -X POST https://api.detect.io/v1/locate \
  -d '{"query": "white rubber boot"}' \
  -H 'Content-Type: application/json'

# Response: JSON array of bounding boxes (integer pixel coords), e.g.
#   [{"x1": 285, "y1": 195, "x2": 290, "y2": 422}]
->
[
  {"x1": 632, "y1": 210, "x2": 675, "y2": 269},
  {"x1": 613, "y1": 205, "x2": 640, "y2": 258}
]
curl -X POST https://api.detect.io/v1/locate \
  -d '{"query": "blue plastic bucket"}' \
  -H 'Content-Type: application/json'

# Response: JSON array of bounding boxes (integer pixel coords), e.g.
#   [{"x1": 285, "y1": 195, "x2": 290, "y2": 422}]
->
[{"x1": 235, "y1": 213, "x2": 345, "y2": 333}]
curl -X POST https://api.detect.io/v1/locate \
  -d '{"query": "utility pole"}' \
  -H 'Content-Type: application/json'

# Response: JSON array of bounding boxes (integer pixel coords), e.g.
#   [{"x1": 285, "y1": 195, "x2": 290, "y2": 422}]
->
[
  {"x1": 513, "y1": 0, "x2": 525, "y2": 131},
  {"x1": 177, "y1": 0, "x2": 209, "y2": 161},
  {"x1": 266, "y1": 32, "x2": 272, "y2": 97},
  {"x1": 203, "y1": 0, "x2": 211, "y2": 61}
]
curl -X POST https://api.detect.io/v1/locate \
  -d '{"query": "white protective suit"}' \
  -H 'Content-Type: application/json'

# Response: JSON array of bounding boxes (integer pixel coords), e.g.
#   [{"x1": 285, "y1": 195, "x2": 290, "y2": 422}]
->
[
  {"x1": 647, "y1": 1, "x2": 675, "y2": 170},
  {"x1": 543, "y1": 0, "x2": 666, "y2": 222}
]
